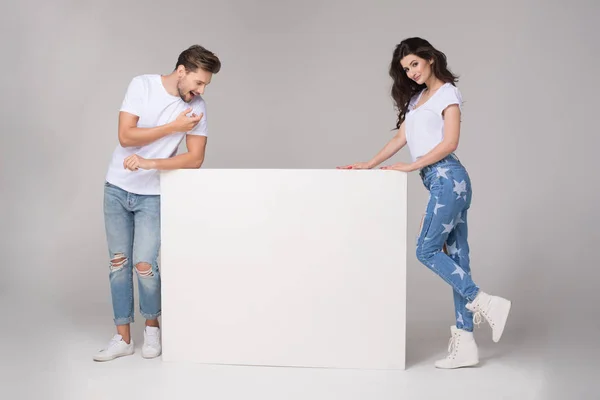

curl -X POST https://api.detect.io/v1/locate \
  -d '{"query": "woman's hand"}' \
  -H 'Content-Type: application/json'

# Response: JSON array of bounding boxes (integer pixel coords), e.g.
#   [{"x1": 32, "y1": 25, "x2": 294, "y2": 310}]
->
[
  {"x1": 336, "y1": 162, "x2": 373, "y2": 170},
  {"x1": 380, "y1": 162, "x2": 416, "y2": 172}
]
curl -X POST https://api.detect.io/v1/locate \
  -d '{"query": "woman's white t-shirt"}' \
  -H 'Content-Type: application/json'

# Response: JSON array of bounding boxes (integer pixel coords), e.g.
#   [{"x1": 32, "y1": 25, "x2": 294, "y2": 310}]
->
[{"x1": 404, "y1": 82, "x2": 463, "y2": 162}]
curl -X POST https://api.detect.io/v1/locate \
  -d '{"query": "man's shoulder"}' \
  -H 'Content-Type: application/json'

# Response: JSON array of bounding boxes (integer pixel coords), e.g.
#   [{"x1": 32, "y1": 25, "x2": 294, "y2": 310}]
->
[
  {"x1": 129, "y1": 74, "x2": 159, "y2": 86},
  {"x1": 123, "y1": 75, "x2": 162, "y2": 101},
  {"x1": 190, "y1": 94, "x2": 206, "y2": 110}
]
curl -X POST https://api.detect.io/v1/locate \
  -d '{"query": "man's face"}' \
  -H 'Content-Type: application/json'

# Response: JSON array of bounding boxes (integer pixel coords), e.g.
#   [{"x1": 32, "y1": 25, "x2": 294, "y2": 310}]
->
[{"x1": 177, "y1": 66, "x2": 213, "y2": 103}]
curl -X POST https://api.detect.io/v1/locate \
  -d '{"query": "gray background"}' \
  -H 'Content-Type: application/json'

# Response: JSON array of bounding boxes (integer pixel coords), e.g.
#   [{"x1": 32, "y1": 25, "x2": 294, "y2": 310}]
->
[{"x1": 1, "y1": 0, "x2": 598, "y2": 398}]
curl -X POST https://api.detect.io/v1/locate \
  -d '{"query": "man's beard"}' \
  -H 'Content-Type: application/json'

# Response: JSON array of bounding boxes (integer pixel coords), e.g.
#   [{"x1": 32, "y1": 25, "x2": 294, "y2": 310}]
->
[
  {"x1": 177, "y1": 86, "x2": 188, "y2": 102},
  {"x1": 177, "y1": 81, "x2": 192, "y2": 103}
]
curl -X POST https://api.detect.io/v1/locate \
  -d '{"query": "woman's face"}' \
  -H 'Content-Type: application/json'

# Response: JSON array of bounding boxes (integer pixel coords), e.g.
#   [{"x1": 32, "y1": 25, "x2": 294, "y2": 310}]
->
[{"x1": 400, "y1": 54, "x2": 433, "y2": 85}]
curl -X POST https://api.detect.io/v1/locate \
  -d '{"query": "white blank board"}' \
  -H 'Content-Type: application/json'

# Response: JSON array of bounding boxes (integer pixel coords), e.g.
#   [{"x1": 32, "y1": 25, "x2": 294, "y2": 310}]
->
[{"x1": 160, "y1": 169, "x2": 407, "y2": 370}]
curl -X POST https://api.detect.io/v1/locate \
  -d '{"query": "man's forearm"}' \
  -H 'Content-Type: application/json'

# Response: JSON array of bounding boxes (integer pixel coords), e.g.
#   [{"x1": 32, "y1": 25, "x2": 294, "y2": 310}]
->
[
  {"x1": 119, "y1": 123, "x2": 176, "y2": 147},
  {"x1": 148, "y1": 152, "x2": 204, "y2": 170}
]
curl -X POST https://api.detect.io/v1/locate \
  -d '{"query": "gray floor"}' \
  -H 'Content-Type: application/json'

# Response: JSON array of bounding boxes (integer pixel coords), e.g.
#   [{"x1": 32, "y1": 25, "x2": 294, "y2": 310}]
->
[{"x1": 2, "y1": 290, "x2": 597, "y2": 400}]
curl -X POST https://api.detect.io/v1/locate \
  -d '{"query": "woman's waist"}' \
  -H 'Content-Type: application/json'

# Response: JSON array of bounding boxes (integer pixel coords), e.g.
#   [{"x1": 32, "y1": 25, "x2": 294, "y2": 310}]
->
[{"x1": 419, "y1": 153, "x2": 465, "y2": 178}]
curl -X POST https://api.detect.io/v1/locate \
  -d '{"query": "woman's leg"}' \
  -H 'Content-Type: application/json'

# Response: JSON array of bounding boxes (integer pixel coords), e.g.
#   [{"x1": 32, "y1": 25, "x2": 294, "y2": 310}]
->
[
  {"x1": 445, "y1": 209, "x2": 473, "y2": 331},
  {"x1": 416, "y1": 169, "x2": 479, "y2": 302},
  {"x1": 418, "y1": 164, "x2": 511, "y2": 344}
]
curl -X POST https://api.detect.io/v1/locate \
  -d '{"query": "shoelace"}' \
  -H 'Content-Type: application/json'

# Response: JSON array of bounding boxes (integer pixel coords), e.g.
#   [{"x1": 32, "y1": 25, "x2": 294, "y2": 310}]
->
[
  {"x1": 471, "y1": 295, "x2": 495, "y2": 329},
  {"x1": 473, "y1": 311, "x2": 483, "y2": 327},
  {"x1": 145, "y1": 331, "x2": 160, "y2": 347},
  {"x1": 101, "y1": 335, "x2": 123, "y2": 352},
  {"x1": 446, "y1": 333, "x2": 458, "y2": 356}
]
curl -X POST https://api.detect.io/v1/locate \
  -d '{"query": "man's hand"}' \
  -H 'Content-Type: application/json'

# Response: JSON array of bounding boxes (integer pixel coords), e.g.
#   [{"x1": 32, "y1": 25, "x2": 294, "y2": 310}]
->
[
  {"x1": 380, "y1": 162, "x2": 415, "y2": 172},
  {"x1": 170, "y1": 108, "x2": 203, "y2": 133},
  {"x1": 123, "y1": 154, "x2": 154, "y2": 171}
]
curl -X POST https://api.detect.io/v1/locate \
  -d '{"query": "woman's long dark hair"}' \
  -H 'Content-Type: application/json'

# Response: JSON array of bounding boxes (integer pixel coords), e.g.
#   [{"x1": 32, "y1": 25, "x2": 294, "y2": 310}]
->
[{"x1": 389, "y1": 37, "x2": 459, "y2": 129}]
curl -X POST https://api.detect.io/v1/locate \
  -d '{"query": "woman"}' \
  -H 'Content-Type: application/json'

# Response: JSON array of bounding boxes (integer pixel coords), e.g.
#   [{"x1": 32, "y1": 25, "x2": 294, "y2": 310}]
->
[{"x1": 338, "y1": 37, "x2": 511, "y2": 369}]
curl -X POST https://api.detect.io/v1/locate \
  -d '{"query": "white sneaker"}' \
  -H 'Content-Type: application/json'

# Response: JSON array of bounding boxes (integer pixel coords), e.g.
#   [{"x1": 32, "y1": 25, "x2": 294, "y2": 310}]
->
[
  {"x1": 142, "y1": 326, "x2": 162, "y2": 359},
  {"x1": 93, "y1": 334, "x2": 134, "y2": 362},
  {"x1": 466, "y1": 291, "x2": 512, "y2": 342},
  {"x1": 435, "y1": 325, "x2": 479, "y2": 369}
]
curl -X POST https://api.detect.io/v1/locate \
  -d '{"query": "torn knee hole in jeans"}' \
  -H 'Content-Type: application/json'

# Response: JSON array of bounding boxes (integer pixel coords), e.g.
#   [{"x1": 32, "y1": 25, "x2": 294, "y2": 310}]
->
[
  {"x1": 135, "y1": 262, "x2": 154, "y2": 277},
  {"x1": 110, "y1": 253, "x2": 127, "y2": 272}
]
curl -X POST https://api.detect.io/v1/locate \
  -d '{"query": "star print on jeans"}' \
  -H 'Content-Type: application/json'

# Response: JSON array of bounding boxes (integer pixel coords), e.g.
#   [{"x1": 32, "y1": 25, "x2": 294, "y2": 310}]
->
[
  {"x1": 451, "y1": 264, "x2": 466, "y2": 280},
  {"x1": 434, "y1": 199, "x2": 445, "y2": 215},
  {"x1": 442, "y1": 219, "x2": 454, "y2": 234},
  {"x1": 447, "y1": 241, "x2": 461, "y2": 257},
  {"x1": 453, "y1": 180, "x2": 467, "y2": 199},
  {"x1": 436, "y1": 167, "x2": 449, "y2": 179},
  {"x1": 457, "y1": 312, "x2": 464, "y2": 325}
]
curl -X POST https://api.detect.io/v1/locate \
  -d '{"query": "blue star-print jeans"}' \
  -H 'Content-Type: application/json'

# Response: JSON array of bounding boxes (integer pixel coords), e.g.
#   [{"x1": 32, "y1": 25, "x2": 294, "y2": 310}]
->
[{"x1": 417, "y1": 153, "x2": 480, "y2": 332}]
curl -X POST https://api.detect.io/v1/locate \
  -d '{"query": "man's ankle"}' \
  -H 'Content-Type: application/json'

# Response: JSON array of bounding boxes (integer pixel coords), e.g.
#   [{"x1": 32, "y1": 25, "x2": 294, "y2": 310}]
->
[
  {"x1": 116, "y1": 324, "x2": 131, "y2": 344},
  {"x1": 146, "y1": 319, "x2": 160, "y2": 328}
]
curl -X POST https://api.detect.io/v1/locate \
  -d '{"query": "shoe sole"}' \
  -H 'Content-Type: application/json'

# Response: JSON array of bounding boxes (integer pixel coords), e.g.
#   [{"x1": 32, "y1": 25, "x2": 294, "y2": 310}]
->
[
  {"x1": 493, "y1": 299, "x2": 512, "y2": 343},
  {"x1": 93, "y1": 349, "x2": 135, "y2": 362},
  {"x1": 142, "y1": 351, "x2": 162, "y2": 359},
  {"x1": 435, "y1": 359, "x2": 479, "y2": 369}
]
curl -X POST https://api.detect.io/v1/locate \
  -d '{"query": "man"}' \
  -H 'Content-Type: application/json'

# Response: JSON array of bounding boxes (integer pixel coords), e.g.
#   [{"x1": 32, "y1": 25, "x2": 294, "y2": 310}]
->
[{"x1": 94, "y1": 45, "x2": 221, "y2": 362}]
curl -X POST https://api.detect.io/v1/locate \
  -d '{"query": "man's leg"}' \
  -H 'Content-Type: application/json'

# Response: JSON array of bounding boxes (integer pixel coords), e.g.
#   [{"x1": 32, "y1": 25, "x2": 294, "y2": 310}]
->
[
  {"x1": 104, "y1": 183, "x2": 136, "y2": 336},
  {"x1": 94, "y1": 183, "x2": 135, "y2": 361},
  {"x1": 132, "y1": 193, "x2": 162, "y2": 358}
]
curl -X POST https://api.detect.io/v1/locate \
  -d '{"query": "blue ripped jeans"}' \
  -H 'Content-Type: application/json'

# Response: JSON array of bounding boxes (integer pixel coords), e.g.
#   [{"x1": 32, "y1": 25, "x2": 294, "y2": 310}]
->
[
  {"x1": 417, "y1": 154, "x2": 480, "y2": 332},
  {"x1": 103, "y1": 182, "x2": 161, "y2": 326}
]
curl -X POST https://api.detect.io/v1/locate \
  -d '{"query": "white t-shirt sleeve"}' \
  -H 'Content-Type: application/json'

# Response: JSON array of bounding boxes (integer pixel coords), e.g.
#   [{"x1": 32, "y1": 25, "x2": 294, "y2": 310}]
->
[
  {"x1": 436, "y1": 84, "x2": 463, "y2": 115},
  {"x1": 188, "y1": 98, "x2": 208, "y2": 136},
  {"x1": 120, "y1": 76, "x2": 146, "y2": 116}
]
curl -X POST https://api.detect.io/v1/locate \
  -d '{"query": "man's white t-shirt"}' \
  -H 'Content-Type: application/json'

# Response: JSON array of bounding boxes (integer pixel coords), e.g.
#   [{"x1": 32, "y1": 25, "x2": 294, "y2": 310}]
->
[
  {"x1": 405, "y1": 82, "x2": 463, "y2": 162},
  {"x1": 105, "y1": 74, "x2": 208, "y2": 195}
]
